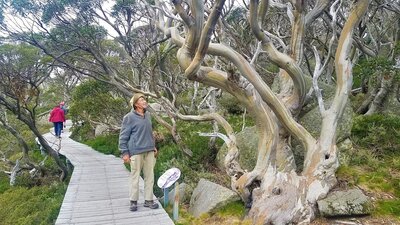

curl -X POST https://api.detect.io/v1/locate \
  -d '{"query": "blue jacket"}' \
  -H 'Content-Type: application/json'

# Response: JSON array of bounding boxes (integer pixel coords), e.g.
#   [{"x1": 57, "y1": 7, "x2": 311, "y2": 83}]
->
[{"x1": 119, "y1": 110, "x2": 155, "y2": 156}]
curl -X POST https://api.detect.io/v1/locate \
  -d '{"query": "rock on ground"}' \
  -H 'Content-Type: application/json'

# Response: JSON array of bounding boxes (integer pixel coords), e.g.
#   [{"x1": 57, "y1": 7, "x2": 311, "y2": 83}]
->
[{"x1": 189, "y1": 179, "x2": 240, "y2": 217}]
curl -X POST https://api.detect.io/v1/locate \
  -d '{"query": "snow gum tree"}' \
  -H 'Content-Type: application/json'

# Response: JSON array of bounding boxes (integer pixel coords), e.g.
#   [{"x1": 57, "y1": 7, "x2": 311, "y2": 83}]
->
[{"x1": 154, "y1": 0, "x2": 371, "y2": 224}]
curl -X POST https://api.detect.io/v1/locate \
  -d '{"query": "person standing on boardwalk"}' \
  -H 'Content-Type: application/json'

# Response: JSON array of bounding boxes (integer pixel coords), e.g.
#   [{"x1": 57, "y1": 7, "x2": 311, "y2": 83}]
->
[
  {"x1": 119, "y1": 93, "x2": 159, "y2": 211},
  {"x1": 49, "y1": 103, "x2": 65, "y2": 138}
]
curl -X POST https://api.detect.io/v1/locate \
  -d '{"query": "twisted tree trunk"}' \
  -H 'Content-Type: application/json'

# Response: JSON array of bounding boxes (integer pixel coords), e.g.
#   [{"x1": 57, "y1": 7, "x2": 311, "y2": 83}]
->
[{"x1": 155, "y1": 0, "x2": 370, "y2": 223}]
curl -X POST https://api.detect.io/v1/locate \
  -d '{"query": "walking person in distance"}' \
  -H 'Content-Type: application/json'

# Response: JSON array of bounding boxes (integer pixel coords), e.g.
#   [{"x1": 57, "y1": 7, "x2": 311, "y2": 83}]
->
[{"x1": 49, "y1": 103, "x2": 65, "y2": 139}]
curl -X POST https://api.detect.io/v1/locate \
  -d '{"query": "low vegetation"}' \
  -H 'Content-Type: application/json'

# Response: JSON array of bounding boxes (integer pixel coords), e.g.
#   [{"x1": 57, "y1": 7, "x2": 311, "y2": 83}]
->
[
  {"x1": 0, "y1": 182, "x2": 67, "y2": 225},
  {"x1": 337, "y1": 114, "x2": 400, "y2": 219},
  {"x1": 0, "y1": 145, "x2": 69, "y2": 225},
  {"x1": 166, "y1": 201, "x2": 251, "y2": 225}
]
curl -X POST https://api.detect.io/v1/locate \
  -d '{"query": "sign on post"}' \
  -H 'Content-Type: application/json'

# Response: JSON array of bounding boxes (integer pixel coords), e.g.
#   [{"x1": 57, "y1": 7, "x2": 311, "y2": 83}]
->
[
  {"x1": 157, "y1": 168, "x2": 181, "y2": 209},
  {"x1": 157, "y1": 167, "x2": 181, "y2": 189}
]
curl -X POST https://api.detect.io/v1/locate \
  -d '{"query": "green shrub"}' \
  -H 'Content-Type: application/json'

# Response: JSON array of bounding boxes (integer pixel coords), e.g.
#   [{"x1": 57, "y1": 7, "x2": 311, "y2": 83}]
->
[
  {"x1": 69, "y1": 122, "x2": 95, "y2": 142},
  {"x1": 349, "y1": 93, "x2": 367, "y2": 112},
  {"x1": 0, "y1": 172, "x2": 10, "y2": 194},
  {"x1": 84, "y1": 134, "x2": 120, "y2": 157},
  {"x1": 351, "y1": 114, "x2": 400, "y2": 157},
  {"x1": 153, "y1": 118, "x2": 239, "y2": 197},
  {"x1": 218, "y1": 93, "x2": 245, "y2": 115},
  {"x1": 179, "y1": 121, "x2": 221, "y2": 163},
  {"x1": 14, "y1": 172, "x2": 39, "y2": 188},
  {"x1": 0, "y1": 183, "x2": 67, "y2": 225},
  {"x1": 353, "y1": 56, "x2": 397, "y2": 88},
  {"x1": 69, "y1": 80, "x2": 128, "y2": 125},
  {"x1": 29, "y1": 150, "x2": 60, "y2": 176}
]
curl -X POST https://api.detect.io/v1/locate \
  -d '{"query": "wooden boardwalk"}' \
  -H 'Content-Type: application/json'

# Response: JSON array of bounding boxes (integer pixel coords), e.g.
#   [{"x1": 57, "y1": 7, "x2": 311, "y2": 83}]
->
[{"x1": 46, "y1": 121, "x2": 174, "y2": 225}]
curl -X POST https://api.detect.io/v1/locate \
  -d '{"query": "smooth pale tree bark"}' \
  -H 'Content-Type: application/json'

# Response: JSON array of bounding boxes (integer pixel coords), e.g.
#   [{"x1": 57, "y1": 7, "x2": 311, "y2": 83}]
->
[
  {"x1": 9, "y1": 159, "x2": 20, "y2": 186},
  {"x1": 156, "y1": 0, "x2": 370, "y2": 223}
]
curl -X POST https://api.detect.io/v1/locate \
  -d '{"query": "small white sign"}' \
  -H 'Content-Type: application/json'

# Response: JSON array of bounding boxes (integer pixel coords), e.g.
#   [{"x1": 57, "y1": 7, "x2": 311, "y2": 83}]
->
[{"x1": 157, "y1": 167, "x2": 181, "y2": 189}]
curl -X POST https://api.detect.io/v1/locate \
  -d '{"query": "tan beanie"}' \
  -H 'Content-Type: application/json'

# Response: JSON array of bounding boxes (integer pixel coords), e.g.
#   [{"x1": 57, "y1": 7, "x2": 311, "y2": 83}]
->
[{"x1": 130, "y1": 93, "x2": 145, "y2": 108}]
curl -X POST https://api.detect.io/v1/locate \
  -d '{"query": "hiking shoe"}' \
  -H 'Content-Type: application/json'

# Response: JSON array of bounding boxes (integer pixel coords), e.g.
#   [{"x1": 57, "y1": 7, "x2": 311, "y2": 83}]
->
[
  {"x1": 130, "y1": 201, "x2": 137, "y2": 211},
  {"x1": 144, "y1": 200, "x2": 159, "y2": 209}
]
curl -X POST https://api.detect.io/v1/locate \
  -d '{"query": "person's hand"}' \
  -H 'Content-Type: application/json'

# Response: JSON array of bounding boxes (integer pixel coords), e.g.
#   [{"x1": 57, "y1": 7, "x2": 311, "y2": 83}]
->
[
  {"x1": 122, "y1": 154, "x2": 130, "y2": 164},
  {"x1": 154, "y1": 148, "x2": 158, "y2": 158}
]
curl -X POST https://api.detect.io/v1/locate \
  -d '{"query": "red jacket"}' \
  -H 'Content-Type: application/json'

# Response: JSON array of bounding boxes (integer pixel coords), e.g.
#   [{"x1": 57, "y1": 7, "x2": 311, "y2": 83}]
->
[{"x1": 49, "y1": 106, "x2": 65, "y2": 123}]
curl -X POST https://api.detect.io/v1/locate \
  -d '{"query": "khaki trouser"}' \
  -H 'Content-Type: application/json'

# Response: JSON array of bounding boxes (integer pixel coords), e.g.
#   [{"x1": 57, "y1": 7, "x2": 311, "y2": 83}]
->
[{"x1": 129, "y1": 151, "x2": 156, "y2": 201}]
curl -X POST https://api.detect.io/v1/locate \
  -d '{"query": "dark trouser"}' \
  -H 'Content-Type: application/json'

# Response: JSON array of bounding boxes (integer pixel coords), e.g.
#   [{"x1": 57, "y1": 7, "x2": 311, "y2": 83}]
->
[{"x1": 53, "y1": 122, "x2": 63, "y2": 137}]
